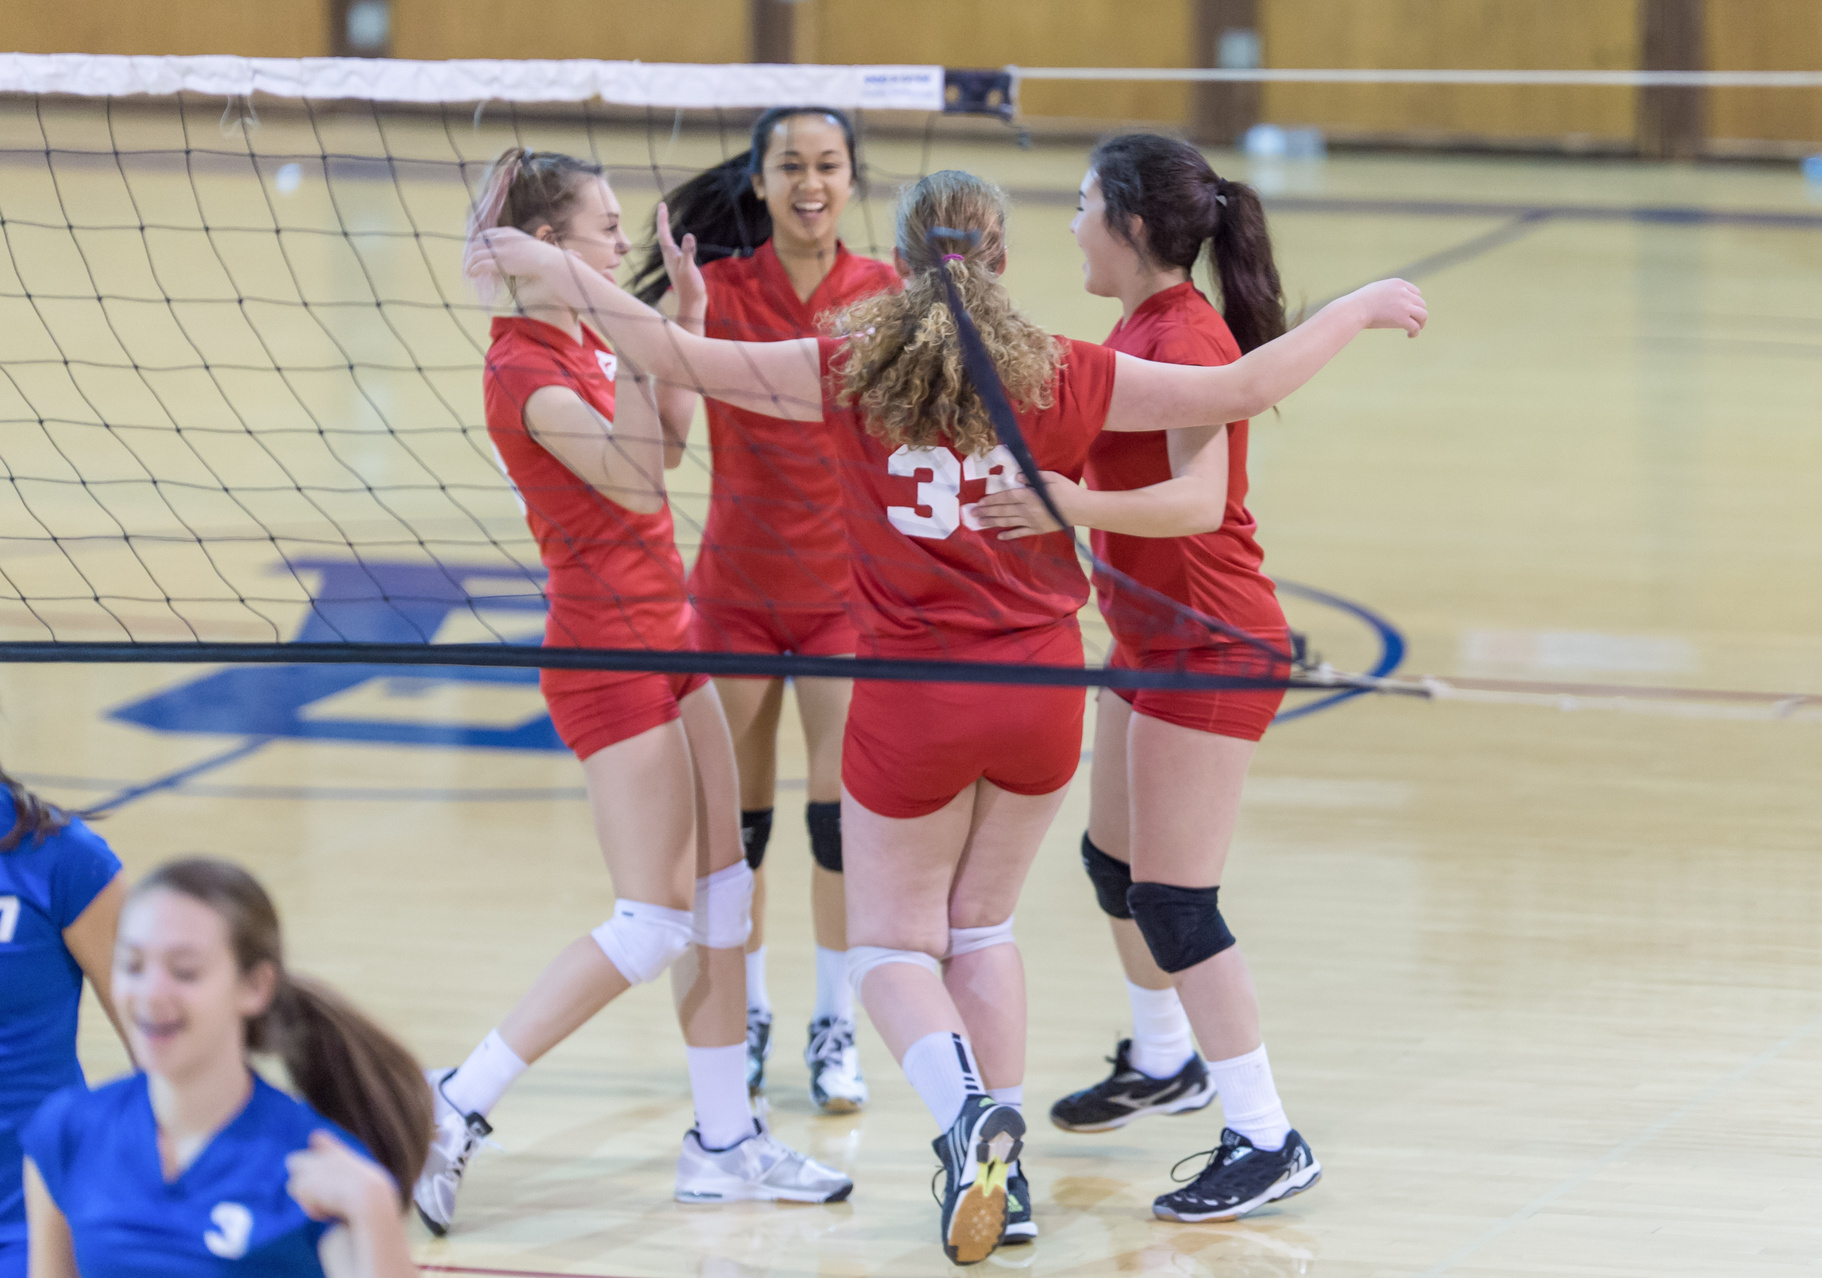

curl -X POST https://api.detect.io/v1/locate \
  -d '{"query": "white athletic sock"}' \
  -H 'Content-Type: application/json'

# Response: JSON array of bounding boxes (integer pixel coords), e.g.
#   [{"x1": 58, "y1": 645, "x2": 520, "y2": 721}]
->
[
  {"x1": 687, "y1": 1043, "x2": 755, "y2": 1151},
  {"x1": 1126, "y1": 980, "x2": 1196, "y2": 1079},
  {"x1": 1206, "y1": 1043, "x2": 1291, "y2": 1151},
  {"x1": 745, "y1": 946, "x2": 770, "y2": 1014},
  {"x1": 813, "y1": 946, "x2": 853, "y2": 1021},
  {"x1": 441, "y1": 1029, "x2": 526, "y2": 1119},
  {"x1": 901, "y1": 1030, "x2": 986, "y2": 1130},
  {"x1": 988, "y1": 1084, "x2": 1023, "y2": 1112}
]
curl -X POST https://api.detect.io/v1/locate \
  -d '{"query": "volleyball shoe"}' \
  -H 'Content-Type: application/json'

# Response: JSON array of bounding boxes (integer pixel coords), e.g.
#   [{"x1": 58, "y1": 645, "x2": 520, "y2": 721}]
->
[
  {"x1": 745, "y1": 1007, "x2": 773, "y2": 1095},
  {"x1": 413, "y1": 1068, "x2": 492, "y2": 1236},
  {"x1": 932, "y1": 1095, "x2": 1025, "y2": 1265},
  {"x1": 805, "y1": 1015, "x2": 868, "y2": 1113},
  {"x1": 1152, "y1": 1128, "x2": 1321, "y2": 1222},
  {"x1": 676, "y1": 1116, "x2": 854, "y2": 1203},
  {"x1": 1049, "y1": 1038, "x2": 1215, "y2": 1132}
]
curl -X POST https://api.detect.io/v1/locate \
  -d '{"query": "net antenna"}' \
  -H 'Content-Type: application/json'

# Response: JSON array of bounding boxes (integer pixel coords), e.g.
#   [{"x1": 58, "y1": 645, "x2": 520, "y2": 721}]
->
[{"x1": 924, "y1": 225, "x2": 1303, "y2": 672}]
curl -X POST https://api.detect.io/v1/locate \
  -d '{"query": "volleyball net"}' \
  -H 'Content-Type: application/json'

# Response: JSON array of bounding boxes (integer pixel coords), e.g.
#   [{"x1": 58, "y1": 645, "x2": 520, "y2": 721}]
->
[{"x1": 1, "y1": 54, "x2": 1814, "y2": 705}]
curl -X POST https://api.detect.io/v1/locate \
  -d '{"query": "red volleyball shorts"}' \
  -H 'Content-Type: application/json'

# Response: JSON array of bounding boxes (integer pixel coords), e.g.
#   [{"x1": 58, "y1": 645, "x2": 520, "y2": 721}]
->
[
  {"x1": 688, "y1": 602, "x2": 858, "y2": 675},
  {"x1": 842, "y1": 624, "x2": 1087, "y2": 820},
  {"x1": 1108, "y1": 637, "x2": 1290, "y2": 742},
  {"x1": 542, "y1": 669, "x2": 712, "y2": 761}
]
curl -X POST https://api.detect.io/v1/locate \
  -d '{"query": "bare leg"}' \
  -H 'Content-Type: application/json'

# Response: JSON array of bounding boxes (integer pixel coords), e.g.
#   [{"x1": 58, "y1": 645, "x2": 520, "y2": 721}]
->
[
  {"x1": 796, "y1": 676, "x2": 853, "y2": 951},
  {"x1": 670, "y1": 683, "x2": 748, "y2": 1048},
  {"x1": 716, "y1": 676, "x2": 783, "y2": 952},
  {"x1": 1124, "y1": 713, "x2": 1260, "y2": 1061},
  {"x1": 497, "y1": 717, "x2": 697, "y2": 1063},
  {"x1": 943, "y1": 782, "x2": 1071, "y2": 1090},
  {"x1": 1088, "y1": 689, "x2": 1174, "y2": 991}
]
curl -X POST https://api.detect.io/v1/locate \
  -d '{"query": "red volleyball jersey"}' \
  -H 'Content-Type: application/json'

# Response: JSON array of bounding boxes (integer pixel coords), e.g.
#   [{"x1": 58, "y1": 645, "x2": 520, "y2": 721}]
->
[
  {"x1": 1085, "y1": 282, "x2": 1283, "y2": 654},
  {"x1": 691, "y1": 241, "x2": 901, "y2": 612},
  {"x1": 816, "y1": 335, "x2": 1118, "y2": 657},
  {"x1": 483, "y1": 316, "x2": 691, "y2": 668}
]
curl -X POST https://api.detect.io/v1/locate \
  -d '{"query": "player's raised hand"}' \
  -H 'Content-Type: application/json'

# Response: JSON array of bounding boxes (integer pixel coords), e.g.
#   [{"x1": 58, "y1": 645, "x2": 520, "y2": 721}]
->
[
  {"x1": 655, "y1": 201, "x2": 706, "y2": 318},
  {"x1": 1349, "y1": 278, "x2": 1427, "y2": 337}
]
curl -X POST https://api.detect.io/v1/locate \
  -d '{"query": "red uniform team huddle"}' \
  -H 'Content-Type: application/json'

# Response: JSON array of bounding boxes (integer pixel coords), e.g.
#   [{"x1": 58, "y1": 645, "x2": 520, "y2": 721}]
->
[{"x1": 452, "y1": 113, "x2": 1426, "y2": 1266}]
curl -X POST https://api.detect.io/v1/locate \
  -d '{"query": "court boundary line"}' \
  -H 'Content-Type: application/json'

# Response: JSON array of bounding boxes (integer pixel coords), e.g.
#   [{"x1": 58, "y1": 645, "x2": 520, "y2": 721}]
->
[{"x1": 1414, "y1": 1005, "x2": 1822, "y2": 1275}]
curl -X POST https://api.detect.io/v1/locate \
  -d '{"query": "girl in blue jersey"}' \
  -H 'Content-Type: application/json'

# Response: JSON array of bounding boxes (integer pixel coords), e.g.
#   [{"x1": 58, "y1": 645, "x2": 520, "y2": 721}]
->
[
  {"x1": 21, "y1": 858, "x2": 431, "y2": 1278},
  {"x1": 0, "y1": 771, "x2": 125, "y2": 1278}
]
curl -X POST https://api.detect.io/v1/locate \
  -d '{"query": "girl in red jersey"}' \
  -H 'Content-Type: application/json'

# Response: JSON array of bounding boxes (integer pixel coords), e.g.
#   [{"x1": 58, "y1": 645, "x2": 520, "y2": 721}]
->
[
  {"x1": 471, "y1": 168, "x2": 1424, "y2": 1265},
  {"x1": 628, "y1": 107, "x2": 899, "y2": 1111},
  {"x1": 977, "y1": 134, "x2": 1319, "y2": 1224},
  {"x1": 413, "y1": 149, "x2": 849, "y2": 1235}
]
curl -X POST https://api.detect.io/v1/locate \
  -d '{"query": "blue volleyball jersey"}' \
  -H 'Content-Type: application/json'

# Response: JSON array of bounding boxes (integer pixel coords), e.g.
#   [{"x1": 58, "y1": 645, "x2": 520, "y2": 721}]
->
[
  {"x1": 21, "y1": 1073, "x2": 372, "y2": 1278},
  {"x1": 0, "y1": 792, "x2": 120, "y2": 1253}
]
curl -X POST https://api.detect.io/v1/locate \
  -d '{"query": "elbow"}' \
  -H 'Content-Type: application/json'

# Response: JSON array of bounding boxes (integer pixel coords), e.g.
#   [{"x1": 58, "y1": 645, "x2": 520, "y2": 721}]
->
[{"x1": 663, "y1": 446, "x2": 685, "y2": 471}]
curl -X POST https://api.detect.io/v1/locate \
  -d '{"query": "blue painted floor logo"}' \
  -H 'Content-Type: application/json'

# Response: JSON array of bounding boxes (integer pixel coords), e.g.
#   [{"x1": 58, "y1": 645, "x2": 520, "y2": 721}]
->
[{"x1": 111, "y1": 560, "x2": 566, "y2": 751}]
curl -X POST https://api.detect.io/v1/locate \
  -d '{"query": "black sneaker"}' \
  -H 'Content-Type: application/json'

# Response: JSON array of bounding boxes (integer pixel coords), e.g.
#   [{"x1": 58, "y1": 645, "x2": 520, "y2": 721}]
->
[
  {"x1": 745, "y1": 1007, "x2": 772, "y2": 1096},
  {"x1": 1152, "y1": 1128, "x2": 1321, "y2": 1222},
  {"x1": 1001, "y1": 1158, "x2": 1036, "y2": 1244},
  {"x1": 932, "y1": 1095, "x2": 1025, "y2": 1265},
  {"x1": 1049, "y1": 1039, "x2": 1215, "y2": 1133}
]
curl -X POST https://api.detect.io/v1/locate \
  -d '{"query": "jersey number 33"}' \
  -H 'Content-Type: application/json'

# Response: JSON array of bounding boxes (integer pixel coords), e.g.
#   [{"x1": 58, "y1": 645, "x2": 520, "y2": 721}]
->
[{"x1": 886, "y1": 445, "x2": 1019, "y2": 541}]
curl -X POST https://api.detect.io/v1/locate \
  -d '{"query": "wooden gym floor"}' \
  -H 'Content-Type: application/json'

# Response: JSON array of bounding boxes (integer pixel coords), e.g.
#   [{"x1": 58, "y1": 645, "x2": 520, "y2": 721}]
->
[{"x1": 1, "y1": 104, "x2": 1820, "y2": 1275}]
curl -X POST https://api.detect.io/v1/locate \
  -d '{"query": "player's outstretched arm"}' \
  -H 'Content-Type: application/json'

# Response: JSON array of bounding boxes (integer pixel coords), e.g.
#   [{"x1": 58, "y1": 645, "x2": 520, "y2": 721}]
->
[
  {"x1": 972, "y1": 424, "x2": 1230, "y2": 541},
  {"x1": 471, "y1": 228, "x2": 824, "y2": 422},
  {"x1": 1103, "y1": 279, "x2": 1426, "y2": 433}
]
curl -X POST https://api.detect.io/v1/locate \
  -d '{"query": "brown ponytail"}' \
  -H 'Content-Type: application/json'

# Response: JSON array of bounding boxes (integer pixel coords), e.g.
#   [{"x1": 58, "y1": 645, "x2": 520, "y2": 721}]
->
[
  {"x1": 827, "y1": 169, "x2": 1060, "y2": 456},
  {"x1": 134, "y1": 859, "x2": 433, "y2": 1195},
  {"x1": 1, "y1": 767, "x2": 73, "y2": 853},
  {"x1": 1088, "y1": 133, "x2": 1287, "y2": 354}
]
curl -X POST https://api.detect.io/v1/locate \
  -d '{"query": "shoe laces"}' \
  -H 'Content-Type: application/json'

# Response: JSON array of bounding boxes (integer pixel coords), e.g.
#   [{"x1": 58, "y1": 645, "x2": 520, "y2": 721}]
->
[
  {"x1": 1168, "y1": 1132, "x2": 1245, "y2": 1185},
  {"x1": 807, "y1": 1019, "x2": 853, "y2": 1066}
]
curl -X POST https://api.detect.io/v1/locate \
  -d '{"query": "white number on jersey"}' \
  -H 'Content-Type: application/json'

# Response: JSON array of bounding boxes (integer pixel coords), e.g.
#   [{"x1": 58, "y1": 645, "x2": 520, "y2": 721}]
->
[
  {"x1": 885, "y1": 445, "x2": 1020, "y2": 541},
  {"x1": 204, "y1": 1201, "x2": 254, "y2": 1259},
  {"x1": 0, "y1": 895, "x2": 18, "y2": 944}
]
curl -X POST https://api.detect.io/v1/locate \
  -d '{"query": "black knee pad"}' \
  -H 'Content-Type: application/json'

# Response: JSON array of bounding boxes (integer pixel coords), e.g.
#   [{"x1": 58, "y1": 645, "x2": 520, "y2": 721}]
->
[
  {"x1": 1126, "y1": 882, "x2": 1235, "y2": 973},
  {"x1": 1081, "y1": 834, "x2": 1133, "y2": 920},
  {"x1": 740, "y1": 808, "x2": 774, "y2": 870},
  {"x1": 806, "y1": 801, "x2": 842, "y2": 872}
]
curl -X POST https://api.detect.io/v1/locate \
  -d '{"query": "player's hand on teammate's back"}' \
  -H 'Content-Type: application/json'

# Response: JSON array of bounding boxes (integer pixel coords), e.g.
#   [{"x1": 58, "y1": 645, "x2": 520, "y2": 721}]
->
[
  {"x1": 285, "y1": 1130, "x2": 399, "y2": 1223},
  {"x1": 1349, "y1": 278, "x2": 1427, "y2": 336},
  {"x1": 972, "y1": 470, "x2": 1075, "y2": 540}
]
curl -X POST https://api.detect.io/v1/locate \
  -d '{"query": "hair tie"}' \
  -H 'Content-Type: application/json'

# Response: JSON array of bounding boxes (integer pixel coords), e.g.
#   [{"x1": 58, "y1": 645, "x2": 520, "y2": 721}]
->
[{"x1": 942, "y1": 253, "x2": 966, "y2": 262}]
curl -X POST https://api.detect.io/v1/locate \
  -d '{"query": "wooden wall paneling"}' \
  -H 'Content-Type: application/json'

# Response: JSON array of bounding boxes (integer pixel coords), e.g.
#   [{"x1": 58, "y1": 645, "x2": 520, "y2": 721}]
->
[
  {"x1": 1258, "y1": 0, "x2": 1638, "y2": 146},
  {"x1": 388, "y1": 0, "x2": 749, "y2": 64},
  {"x1": 1637, "y1": 0, "x2": 1705, "y2": 159},
  {"x1": 0, "y1": 0, "x2": 328, "y2": 58},
  {"x1": 1705, "y1": 0, "x2": 1822, "y2": 149},
  {"x1": 1193, "y1": 0, "x2": 1261, "y2": 145},
  {"x1": 811, "y1": 0, "x2": 1195, "y2": 124}
]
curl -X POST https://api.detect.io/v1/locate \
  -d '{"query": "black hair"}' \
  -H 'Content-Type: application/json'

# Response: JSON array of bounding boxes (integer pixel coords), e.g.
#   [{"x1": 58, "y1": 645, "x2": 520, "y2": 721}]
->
[
  {"x1": 1088, "y1": 133, "x2": 1287, "y2": 354},
  {"x1": 1, "y1": 768, "x2": 72, "y2": 853},
  {"x1": 629, "y1": 106, "x2": 859, "y2": 305}
]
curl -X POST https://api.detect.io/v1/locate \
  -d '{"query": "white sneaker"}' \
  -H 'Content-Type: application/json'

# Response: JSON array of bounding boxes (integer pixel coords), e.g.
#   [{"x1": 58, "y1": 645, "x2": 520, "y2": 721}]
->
[
  {"x1": 805, "y1": 1016, "x2": 868, "y2": 1114},
  {"x1": 675, "y1": 1120, "x2": 853, "y2": 1203},
  {"x1": 413, "y1": 1068, "x2": 492, "y2": 1236}
]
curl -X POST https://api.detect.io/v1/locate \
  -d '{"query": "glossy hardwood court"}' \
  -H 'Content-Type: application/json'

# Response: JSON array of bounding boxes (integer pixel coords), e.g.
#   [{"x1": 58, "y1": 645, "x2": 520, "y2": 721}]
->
[{"x1": 3, "y1": 111, "x2": 1820, "y2": 1275}]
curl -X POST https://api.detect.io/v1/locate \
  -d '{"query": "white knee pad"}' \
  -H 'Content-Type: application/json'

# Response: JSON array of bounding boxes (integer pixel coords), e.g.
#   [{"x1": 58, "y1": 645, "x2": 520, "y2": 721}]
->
[
  {"x1": 691, "y1": 860, "x2": 754, "y2": 949},
  {"x1": 591, "y1": 900, "x2": 693, "y2": 985},
  {"x1": 847, "y1": 945, "x2": 942, "y2": 998},
  {"x1": 946, "y1": 915, "x2": 1015, "y2": 960}
]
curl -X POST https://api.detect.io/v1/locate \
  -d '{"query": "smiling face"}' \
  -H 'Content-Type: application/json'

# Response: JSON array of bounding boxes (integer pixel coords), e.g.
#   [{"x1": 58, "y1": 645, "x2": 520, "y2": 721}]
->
[
  {"x1": 537, "y1": 176, "x2": 630, "y2": 276},
  {"x1": 1071, "y1": 171, "x2": 1141, "y2": 299},
  {"x1": 752, "y1": 113, "x2": 854, "y2": 254},
  {"x1": 113, "y1": 888, "x2": 273, "y2": 1081}
]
